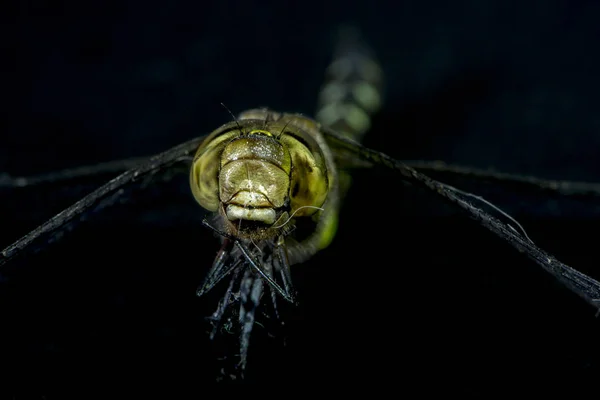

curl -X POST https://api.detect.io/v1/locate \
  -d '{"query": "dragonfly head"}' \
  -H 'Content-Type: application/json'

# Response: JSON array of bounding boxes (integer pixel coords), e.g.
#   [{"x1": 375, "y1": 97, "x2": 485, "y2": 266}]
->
[{"x1": 190, "y1": 117, "x2": 331, "y2": 239}]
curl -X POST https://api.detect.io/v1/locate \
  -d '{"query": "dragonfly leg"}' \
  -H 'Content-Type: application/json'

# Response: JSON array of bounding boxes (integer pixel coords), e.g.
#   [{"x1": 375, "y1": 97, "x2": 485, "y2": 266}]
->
[
  {"x1": 238, "y1": 268, "x2": 264, "y2": 373},
  {"x1": 208, "y1": 266, "x2": 242, "y2": 340},
  {"x1": 263, "y1": 257, "x2": 281, "y2": 321},
  {"x1": 196, "y1": 239, "x2": 236, "y2": 297},
  {"x1": 275, "y1": 236, "x2": 296, "y2": 304}
]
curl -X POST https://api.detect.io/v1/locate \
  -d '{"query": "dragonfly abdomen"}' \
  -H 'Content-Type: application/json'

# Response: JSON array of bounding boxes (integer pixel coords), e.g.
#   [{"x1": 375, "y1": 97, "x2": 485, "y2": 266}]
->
[{"x1": 315, "y1": 26, "x2": 384, "y2": 142}]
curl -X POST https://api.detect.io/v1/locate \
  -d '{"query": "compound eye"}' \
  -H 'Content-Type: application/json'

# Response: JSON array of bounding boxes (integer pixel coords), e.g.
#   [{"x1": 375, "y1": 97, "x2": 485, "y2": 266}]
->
[
  {"x1": 282, "y1": 136, "x2": 329, "y2": 217},
  {"x1": 190, "y1": 129, "x2": 240, "y2": 212}
]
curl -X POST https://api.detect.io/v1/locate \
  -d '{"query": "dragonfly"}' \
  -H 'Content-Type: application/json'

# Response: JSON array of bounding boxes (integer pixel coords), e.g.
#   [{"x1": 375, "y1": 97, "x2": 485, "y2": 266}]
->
[{"x1": 1, "y1": 27, "x2": 599, "y2": 384}]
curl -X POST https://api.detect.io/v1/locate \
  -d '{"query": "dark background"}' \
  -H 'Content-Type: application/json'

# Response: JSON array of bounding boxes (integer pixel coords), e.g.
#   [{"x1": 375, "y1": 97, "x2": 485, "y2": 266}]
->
[{"x1": 1, "y1": 0, "x2": 600, "y2": 393}]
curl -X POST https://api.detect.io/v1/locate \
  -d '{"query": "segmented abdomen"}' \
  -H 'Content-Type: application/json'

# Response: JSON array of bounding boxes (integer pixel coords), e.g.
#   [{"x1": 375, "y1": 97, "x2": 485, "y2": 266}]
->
[{"x1": 315, "y1": 26, "x2": 384, "y2": 143}]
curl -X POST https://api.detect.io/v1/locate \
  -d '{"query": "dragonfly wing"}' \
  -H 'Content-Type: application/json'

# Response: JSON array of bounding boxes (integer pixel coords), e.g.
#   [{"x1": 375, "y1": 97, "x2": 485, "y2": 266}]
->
[
  {"x1": 403, "y1": 160, "x2": 600, "y2": 218},
  {"x1": 0, "y1": 157, "x2": 150, "y2": 189},
  {"x1": 326, "y1": 142, "x2": 600, "y2": 207},
  {"x1": 0, "y1": 134, "x2": 206, "y2": 271},
  {"x1": 1, "y1": 157, "x2": 195, "y2": 238},
  {"x1": 322, "y1": 127, "x2": 600, "y2": 312}
]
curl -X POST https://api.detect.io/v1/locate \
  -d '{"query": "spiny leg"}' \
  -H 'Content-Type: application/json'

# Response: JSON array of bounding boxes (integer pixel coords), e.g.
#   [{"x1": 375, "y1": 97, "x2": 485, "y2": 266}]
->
[
  {"x1": 202, "y1": 219, "x2": 293, "y2": 303},
  {"x1": 266, "y1": 238, "x2": 297, "y2": 321},
  {"x1": 208, "y1": 264, "x2": 242, "y2": 340},
  {"x1": 234, "y1": 240, "x2": 294, "y2": 303},
  {"x1": 196, "y1": 239, "x2": 236, "y2": 297},
  {"x1": 274, "y1": 236, "x2": 296, "y2": 303},
  {"x1": 263, "y1": 256, "x2": 281, "y2": 321},
  {"x1": 238, "y1": 268, "x2": 264, "y2": 372}
]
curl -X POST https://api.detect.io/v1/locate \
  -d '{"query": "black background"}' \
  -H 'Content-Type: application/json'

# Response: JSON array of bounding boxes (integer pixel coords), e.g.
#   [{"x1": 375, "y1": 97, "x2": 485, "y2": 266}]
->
[{"x1": 1, "y1": 0, "x2": 600, "y2": 393}]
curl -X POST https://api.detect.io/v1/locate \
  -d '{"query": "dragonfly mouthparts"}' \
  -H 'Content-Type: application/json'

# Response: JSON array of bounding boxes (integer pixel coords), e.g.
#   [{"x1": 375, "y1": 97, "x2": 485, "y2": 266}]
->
[{"x1": 225, "y1": 203, "x2": 277, "y2": 225}]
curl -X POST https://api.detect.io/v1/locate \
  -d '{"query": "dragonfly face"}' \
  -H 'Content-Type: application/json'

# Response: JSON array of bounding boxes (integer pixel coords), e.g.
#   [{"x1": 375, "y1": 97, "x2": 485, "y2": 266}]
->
[{"x1": 189, "y1": 112, "x2": 333, "y2": 243}]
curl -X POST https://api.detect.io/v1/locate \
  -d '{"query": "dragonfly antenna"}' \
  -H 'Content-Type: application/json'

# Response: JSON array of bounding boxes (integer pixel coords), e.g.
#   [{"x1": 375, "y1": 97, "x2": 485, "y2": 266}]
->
[
  {"x1": 277, "y1": 117, "x2": 295, "y2": 140},
  {"x1": 220, "y1": 102, "x2": 244, "y2": 134}
]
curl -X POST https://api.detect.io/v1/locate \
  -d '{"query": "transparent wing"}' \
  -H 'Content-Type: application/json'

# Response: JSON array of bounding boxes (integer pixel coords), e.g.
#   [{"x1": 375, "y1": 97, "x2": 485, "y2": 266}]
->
[
  {"x1": 0, "y1": 157, "x2": 148, "y2": 189},
  {"x1": 1, "y1": 157, "x2": 161, "y2": 240},
  {"x1": 0, "y1": 134, "x2": 207, "y2": 271},
  {"x1": 332, "y1": 146, "x2": 600, "y2": 210},
  {"x1": 323, "y1": 127, "x2": 600, "y2": 312},
  {"x1": 406, "y1": 160, "x2": 600, "y2": 201}
]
